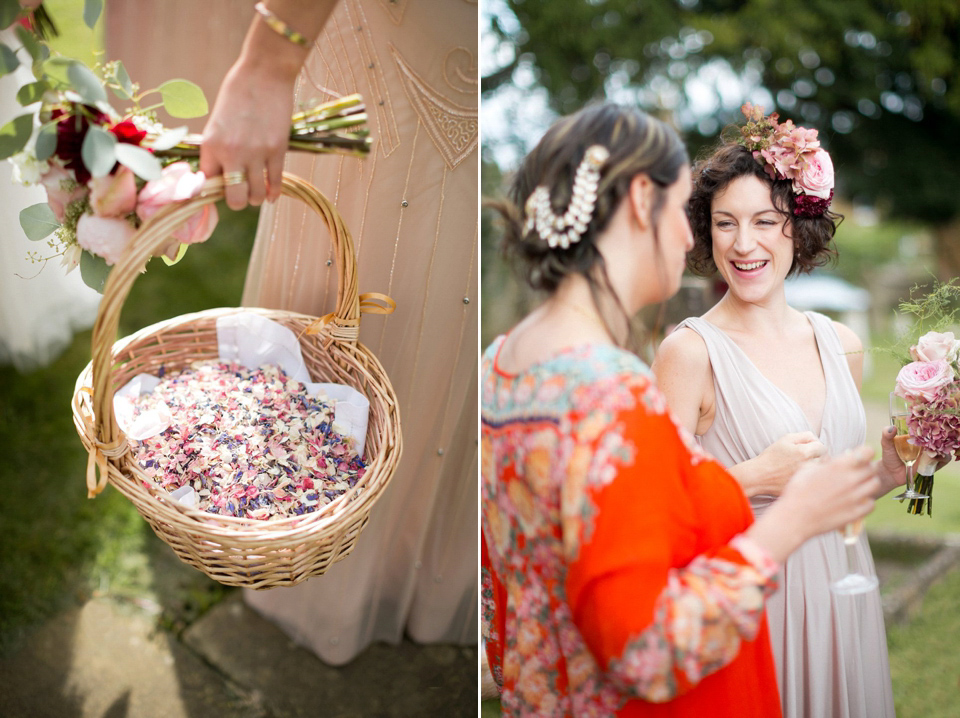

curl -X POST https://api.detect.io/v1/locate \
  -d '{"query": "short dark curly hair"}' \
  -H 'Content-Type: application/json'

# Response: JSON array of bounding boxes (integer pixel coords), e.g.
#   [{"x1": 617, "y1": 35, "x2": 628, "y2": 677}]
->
[{"x1": 687, "y1": 142, "x2": 840, "y2": 277}]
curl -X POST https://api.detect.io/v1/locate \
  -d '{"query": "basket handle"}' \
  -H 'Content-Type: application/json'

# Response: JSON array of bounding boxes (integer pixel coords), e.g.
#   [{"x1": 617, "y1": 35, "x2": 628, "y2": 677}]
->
[{"x1": 86, "y1": 173, "x2": 366, "y2": 492}]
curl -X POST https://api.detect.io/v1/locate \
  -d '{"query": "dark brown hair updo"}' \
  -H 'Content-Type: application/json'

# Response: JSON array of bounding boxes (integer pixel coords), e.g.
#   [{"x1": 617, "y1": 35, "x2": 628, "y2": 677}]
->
[
  {"x1": 489, "y1": 103, "x2": 688, "y2": 347},
  {"x1": 687, "y1": 142, "x2": 841, "y2": 277}
]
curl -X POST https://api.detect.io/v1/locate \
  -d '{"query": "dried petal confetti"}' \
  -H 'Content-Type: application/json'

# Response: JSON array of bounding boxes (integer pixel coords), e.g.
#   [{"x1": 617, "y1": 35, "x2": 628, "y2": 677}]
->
[{"x1": 127, "y1": 360, "x2": 367, "y2": 520}]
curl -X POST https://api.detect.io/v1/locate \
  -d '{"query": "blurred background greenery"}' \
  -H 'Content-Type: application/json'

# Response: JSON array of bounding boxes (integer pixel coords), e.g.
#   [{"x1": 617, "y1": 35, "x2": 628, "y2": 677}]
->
[{"x1": 482, "y1": 0, "x2": 960, "y2": 715}]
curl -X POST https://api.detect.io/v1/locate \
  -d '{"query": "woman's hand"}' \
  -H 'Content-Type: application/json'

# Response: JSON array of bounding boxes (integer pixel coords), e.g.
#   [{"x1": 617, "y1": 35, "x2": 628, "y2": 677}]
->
[
  {"x1": 746, "y1": 446, "x2": 880, "y2": 563},
  {"x1": 199, "y1": 60, "x2": 298, "y2": 210},
  {"x1": 198, "y1": 1, "x2": 338, "y2": 210},
  {"x1": 731, "y1": 431, "x2": 826, "y2": 497}
]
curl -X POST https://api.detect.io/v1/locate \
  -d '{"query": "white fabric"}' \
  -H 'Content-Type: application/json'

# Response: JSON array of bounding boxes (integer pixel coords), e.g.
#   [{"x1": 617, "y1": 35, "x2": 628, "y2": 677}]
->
[{"x1": 0, "y1": 29, "x2": 100, "y2": 373}]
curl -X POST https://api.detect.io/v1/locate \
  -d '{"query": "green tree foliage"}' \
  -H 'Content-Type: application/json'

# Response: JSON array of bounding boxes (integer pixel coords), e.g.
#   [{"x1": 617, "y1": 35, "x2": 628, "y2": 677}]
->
[{"x1": 487, "y1": 0, "x2": 960, "y2": 227}]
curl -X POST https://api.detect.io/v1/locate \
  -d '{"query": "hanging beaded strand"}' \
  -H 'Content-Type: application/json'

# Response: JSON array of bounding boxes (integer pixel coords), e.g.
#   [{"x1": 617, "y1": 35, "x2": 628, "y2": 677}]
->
[{"x1": 523, "y1": 145, "x2": 609, "y2": 249}]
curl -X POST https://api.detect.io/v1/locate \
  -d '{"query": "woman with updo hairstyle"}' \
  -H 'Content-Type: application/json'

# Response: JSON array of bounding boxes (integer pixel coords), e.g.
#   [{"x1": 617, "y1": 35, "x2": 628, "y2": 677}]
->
[
  {"x1": 481, "y1": 102, "x2": 881, "y2": 717},
  {"x1": 653, "y1": 105, "x2": 901, "y2": 718}
]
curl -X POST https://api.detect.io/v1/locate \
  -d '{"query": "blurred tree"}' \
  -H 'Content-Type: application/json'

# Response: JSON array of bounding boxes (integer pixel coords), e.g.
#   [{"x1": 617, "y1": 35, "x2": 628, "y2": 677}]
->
[{"x1": 484, "y1": 0, "x2": 960, "y2": 273}]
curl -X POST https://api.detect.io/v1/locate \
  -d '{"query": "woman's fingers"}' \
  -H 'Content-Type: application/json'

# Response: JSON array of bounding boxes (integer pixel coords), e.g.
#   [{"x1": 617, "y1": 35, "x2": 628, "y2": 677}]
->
[{"x1": 221, "y1": 166, "x2": 251, "y2": 211}]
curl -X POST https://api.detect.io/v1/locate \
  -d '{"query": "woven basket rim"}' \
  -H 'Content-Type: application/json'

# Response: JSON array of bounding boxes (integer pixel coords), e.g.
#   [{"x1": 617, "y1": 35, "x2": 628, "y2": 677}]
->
[{"x1": 70, "y1": 173, "x2": 403, "y2": 587}]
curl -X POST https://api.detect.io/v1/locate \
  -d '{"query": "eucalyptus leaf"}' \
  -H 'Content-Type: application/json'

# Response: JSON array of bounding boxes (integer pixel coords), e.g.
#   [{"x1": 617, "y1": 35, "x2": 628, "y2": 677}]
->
[
  {"x1": 81, "y1": 125, "x2": 117, "y2": 179},
  {"x1": 161, "y1": 243, "x2": 189, "y2": 266},
  {"x1": 149, "y1": 126, "x2": 189, "y2": 151},
  {"x1": 67, "y1": 61, "x2": 107, "y2": 104},
  {"x1": 16, "y1": 81, "x2": 46, "y2": 106},
  {"x1": 80, "y1": 249, "x2": 109, "y2": 294},
  {"x1": 116, "y1": 61, "x2": 133, "y2": 96},
  {"x1": 0, "y1": 114, "x2": 35, "y2": 160},
  {"x1": 35, "y1": 121, "x2": 57, "y2": 161},
  {"x1": 158, "y1": 79, "x2": 208, "y2": 119},
  {"x1": 15, "y1": 25, "x2": 42, "y2": 63},
  {"x1": 0, "y1": 2, "x2": 19, "y2": 31},
  {"x1": 115, "y1": 143, "x2": 161, "y2": 181},
  {"x1": 19, "y1": 203, "x2": 60, "y2": 241},
  {"x1": 83, "y1": 0, "x2": 103, "y2": 29},
  {"x1": 0, "y1": 43, "x2": 19, "y2": 76}
]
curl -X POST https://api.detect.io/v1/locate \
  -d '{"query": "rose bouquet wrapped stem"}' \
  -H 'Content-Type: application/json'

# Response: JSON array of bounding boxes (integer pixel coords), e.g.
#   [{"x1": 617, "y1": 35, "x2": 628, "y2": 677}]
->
[
  {"x1": 893, "y1": 291, "x2": 960, "y2": 516},
  {"x1": 152, "y1": 94, "x2": 371, "y2": 159},
  {"x1": 2, "y1": 15, "x2": 370, "y2": 292}
]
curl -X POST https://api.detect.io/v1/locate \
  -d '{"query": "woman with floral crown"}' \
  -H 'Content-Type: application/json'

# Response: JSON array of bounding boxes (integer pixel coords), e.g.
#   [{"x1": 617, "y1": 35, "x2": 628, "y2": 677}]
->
[
  {"x1": 481, "y1": 102, "x2": 882, "y2": 717},
  {"x1": 653, "y1": 104, "x2": 903, "y2": 717}
]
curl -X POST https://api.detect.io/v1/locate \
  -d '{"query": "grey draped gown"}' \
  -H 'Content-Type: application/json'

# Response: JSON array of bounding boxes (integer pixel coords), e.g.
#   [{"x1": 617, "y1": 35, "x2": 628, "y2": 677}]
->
[{"x1": 676, "y1": 312, "x2": 895, "y2": 718}]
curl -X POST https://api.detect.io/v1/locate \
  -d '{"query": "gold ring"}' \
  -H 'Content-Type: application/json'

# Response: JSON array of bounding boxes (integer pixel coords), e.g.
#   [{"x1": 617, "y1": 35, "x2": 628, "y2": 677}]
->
[{"x1": 223, "y1": 171, "x2": 247, "y2": 186}]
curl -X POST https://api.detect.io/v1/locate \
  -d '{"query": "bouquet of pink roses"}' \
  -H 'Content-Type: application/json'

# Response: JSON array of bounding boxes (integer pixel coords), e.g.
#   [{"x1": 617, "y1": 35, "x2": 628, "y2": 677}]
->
[
  {"x1": 892, "y1": 281, "x2": 960, "y2": 515},
  {"x1": 1, "y1": 3, "x2": 369, "y2": 292}
]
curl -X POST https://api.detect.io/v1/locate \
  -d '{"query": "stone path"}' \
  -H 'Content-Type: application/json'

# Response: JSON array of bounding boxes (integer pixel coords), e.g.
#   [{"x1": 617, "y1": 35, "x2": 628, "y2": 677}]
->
[{"x1": 0, "y1": 592, "x2": 476, "y2": 718}]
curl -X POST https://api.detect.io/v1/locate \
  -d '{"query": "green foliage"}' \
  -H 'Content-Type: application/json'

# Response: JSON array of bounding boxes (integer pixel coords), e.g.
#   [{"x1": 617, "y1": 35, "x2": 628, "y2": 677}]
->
[
  {"x1": 82, "y1": 0, "x2": 102, "y2": 29},
  {"x1": 114, "y1": 141, "x2": 161, "y2": 180},
  {"x1": 79, "y1": 248, "x2": 109, "y2": 292},
  {"x1": 494, "y1": 0, "x2": 960, "y2": 226},
  {"x1": 80, "y1": 123, "x2": 117, "y2": 178},
  {"x1": 157, "y1": 79, "x2": 208, "y2": 119},
  {"x1": 19, "y1": 203, "x2": 60, "y2": 240},
  {"x1": 0, "y1": 204, "x2": 259, "y2": 652},
  {"x1": 0, "y1": 113, "x2": 34, "y2": 159}
]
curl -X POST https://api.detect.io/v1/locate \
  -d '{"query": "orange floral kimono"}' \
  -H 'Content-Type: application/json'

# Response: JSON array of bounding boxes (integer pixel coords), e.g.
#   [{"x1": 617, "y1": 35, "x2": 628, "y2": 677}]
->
[{"x1": 481, "y1": 337, "x2": 782, "y2": 717}]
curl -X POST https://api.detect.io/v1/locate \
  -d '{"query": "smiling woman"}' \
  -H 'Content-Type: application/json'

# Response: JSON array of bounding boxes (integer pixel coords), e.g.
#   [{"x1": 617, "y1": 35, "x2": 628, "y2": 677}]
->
[{"x1": 652, "y1": 106, "x2": 904, "y2": 718}]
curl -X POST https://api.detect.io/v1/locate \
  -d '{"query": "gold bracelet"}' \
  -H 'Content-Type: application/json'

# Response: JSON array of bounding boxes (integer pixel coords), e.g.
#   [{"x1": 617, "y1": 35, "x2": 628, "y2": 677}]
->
[{"x1": 254, "y1": 2, "x2": 311, "y2": 47}]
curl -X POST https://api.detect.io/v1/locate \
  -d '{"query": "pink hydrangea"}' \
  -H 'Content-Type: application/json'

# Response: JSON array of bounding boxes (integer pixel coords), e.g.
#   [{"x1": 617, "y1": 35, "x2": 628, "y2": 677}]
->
[{"x1": 907, "y1": 383, "x2": 960, "y2": 457}]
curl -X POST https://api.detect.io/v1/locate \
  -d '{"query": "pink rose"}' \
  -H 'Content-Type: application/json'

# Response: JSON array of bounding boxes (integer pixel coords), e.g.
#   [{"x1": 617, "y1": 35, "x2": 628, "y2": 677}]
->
[
  {"x1": 76, "y1": 214, "x2": 136, "y2": 266},
  {"x1": 89, "y1": 166, "x2": 137, "y2": 217},
  {"x1": 793, "y1": 148, "x2": 834, "y2": 199},
  {"x1": 895, "y1": 360, "x2": 956, "y2": 402},
  {"x1": 137, "y1": 161, "x2": 218, "y2": 245},
  {"x1": 39, "y1": 164, "x2": 87, "y2": 222},
  {"x1": 910, "y1": 331, "x2": 960, "y2": 364}
]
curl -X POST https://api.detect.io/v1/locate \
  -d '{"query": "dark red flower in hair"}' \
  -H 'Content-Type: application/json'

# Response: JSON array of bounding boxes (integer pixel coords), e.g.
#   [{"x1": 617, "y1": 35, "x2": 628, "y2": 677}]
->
[{"x1": 793, "y1": 189, "x2": 833, "y2": 218}]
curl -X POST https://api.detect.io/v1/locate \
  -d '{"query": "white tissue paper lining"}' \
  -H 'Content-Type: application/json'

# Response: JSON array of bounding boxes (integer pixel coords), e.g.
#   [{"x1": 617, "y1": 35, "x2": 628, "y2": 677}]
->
[{"x1": 113, "y1": 312, "x2": 371, "y2": 507}]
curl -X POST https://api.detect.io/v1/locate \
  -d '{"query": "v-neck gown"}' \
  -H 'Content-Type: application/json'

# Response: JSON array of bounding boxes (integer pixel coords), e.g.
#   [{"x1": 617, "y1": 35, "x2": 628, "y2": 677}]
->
[{"x1": 676, "y1": 312, "x2": 895, "y2": 718}]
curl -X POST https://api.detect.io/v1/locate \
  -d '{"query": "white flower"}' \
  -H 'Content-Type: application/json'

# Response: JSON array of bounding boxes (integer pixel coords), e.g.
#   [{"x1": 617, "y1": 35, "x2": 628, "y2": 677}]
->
[
  {"x1": 60, "y1": 243, "x2": 83, "y2": 274},
  {"x1": 9, "y1": 150, "x2": 50, "y2": 186}
]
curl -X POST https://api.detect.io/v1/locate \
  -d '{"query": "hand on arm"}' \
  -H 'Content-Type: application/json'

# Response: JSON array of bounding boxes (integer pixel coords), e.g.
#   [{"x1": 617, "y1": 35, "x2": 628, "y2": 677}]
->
[
  {"x1": 730, "y1": 431, "x2": 826, "y2": 497},
  {"x1": 199, "y1": 0, "x2": 339, "y2": 210}
]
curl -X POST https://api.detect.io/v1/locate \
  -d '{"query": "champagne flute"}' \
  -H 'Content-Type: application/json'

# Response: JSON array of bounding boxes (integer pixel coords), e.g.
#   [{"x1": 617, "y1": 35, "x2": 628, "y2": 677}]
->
[
  {"x1": 889, "y1": 392, "x2": 928, "y2": 501},
  {"x1": 830, "y1": 519, "x2": 879, "y2": 595}
]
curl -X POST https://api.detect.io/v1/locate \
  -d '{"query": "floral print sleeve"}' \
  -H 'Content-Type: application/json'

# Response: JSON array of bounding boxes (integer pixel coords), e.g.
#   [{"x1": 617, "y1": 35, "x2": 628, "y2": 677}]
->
[{"x1": 563, "y1": 375, "x2": 780, "y2": 703}]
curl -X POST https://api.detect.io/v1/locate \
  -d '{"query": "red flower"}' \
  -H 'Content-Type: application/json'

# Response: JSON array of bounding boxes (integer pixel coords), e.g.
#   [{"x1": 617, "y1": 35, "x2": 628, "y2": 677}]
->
[
  {"x1": 109, "y1": 120, "x2": 147, "y2": 146},
  {"x1": 51, "y1": 105, "x2": 109, "y2": 185}
]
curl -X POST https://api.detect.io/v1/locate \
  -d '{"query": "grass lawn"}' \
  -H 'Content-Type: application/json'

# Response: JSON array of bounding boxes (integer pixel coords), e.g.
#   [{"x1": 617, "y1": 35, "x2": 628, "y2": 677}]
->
[{"x1": 0, "y1": 205, "x2": 259, "y2": 653}]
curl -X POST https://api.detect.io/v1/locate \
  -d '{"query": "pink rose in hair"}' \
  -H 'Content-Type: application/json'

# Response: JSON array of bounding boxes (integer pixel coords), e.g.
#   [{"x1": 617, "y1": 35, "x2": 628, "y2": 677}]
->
[
  {"x1": 39, "y1": 164, "x2": 87, "y2": 222},
  {"x1": 89, "y1": 166, "x2": 137, "y2": 217},
  {"x1": 793, "y1": 149, "x2": 834, "y2": 200},
  {"x1": 76, "y1": 214, "x2": 136, "y2": 265},
  {"x1": 137, "y1": 161, "x2": 218, "y2": 245},
  {"x1": 910, "y1": 331, "x2": 960, "y2": 364},
  {"x1": 895, "y1": 360, "x2": 956, "y2": 402}
]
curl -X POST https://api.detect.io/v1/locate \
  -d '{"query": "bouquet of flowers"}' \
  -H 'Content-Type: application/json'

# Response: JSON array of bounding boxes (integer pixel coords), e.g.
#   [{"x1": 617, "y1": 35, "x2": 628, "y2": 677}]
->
[
  {"x1": 892, "y1": 280, "x2": 960, "y2": 515},
  {"x1": 1, "y1": 2, "x2": 370, "y2": 292}
]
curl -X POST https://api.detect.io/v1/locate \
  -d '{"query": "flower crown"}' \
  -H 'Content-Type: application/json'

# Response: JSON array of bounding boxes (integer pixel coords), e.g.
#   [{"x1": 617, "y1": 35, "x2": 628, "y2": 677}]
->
[{"x1": 737, "y1": 103, "x2": 834, "y2": 218}]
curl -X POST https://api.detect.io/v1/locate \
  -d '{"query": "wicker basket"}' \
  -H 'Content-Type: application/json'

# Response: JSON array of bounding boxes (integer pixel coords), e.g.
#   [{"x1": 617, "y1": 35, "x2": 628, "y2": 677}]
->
[{"x1": 71, "y1": 173, "x2": 402, "y2": 589}]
